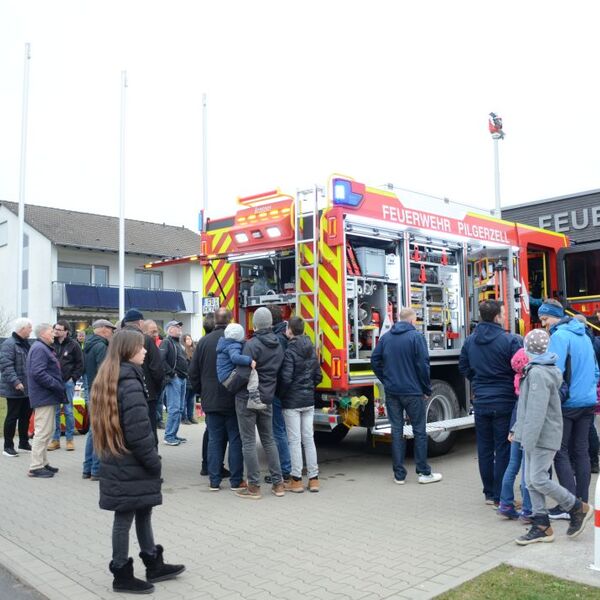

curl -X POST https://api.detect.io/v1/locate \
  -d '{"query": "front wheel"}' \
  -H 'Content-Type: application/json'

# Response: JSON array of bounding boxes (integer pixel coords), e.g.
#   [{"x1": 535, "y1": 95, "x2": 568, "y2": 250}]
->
[{"x1": 425, "y1": 380, "x2": 460, "y2": 457}]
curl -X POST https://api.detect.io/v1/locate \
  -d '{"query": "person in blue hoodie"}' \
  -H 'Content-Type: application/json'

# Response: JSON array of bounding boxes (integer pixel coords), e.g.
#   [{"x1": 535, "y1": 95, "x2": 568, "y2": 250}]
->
[
  {"x1": 459, "y1": 300, "x2": 523, "y2": 505},
  {"x1": 371, "y1": 307, "x2": 442, "y2": 485},
  {"x1": 538, "y1": 299, "x2": 599, "y2": 517}
]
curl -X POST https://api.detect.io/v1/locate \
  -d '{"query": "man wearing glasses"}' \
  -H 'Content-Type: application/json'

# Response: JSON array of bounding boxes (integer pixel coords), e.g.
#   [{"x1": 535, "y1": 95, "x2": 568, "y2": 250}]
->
[{"x1": 48, "y1": 320, "x2": 84, "y2": 451}]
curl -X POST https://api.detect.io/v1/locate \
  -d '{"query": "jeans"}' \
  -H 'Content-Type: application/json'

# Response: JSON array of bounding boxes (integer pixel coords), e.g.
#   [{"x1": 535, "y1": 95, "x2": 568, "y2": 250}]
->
[
  {"x1": 112, "y1": 508, "x2": 155, "y2": 569},
  {"x1": 588, "y1": 417, "x2": 599, "y2": 466},
  {"x1": 499, "y1": 440, "x2": 531, "y2": 512},
  {"x1": 202, "y1": 428, "x2": 228, "y2": 473},
  {"x1": 53, "y1": 380, "x2": 75, "y2": 440},
  {"x1": 272, "y1": 396, "x2": 291, "y2": 476},
  {"x1": 82, "y1": 429, "x2": 100, "y2": 476},
  {"x1": 386, "y1": 394, "x2": 431, "y2": 480},
  {"x1": 205, "y1": 412, "x2": 243, "y2": 487},
  {"x1": 525, "y1": 447, "x2": 576, "y2": 516},
  {"x1": 164, "y1": 377, "x2": 185, "y2": 442},
  {"x1": 3, "y1": 397, "x2": 32, "y2": 450},
  {"x1": 283, "y1": 406, "x2": 318, "y2": 479},
  {"x1": 554, "y1": 406, "x2": 595, "y2": 502},
  {"x1": 156, "y1": 389, "x2": 165, "y2": 424},
  {"x1": 474, "y1": 406, "x2": 512, "y2": 502},
  {"x1": 184, "y1": 388, "x2": 196, "y2": 421},
  {"x1": 235, "y1": 398, "x2": 282, "y2": 487}
]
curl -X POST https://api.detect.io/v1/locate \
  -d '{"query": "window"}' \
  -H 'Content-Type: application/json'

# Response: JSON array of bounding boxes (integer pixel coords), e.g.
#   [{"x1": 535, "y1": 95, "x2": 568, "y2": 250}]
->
[
  {"x1": 564, "y1": 249, "x2": 600, "y2": 298},
  {"x1": 135, "y1": 269, "x2": 163, "y2": 290},
  {"x1": 0, "y1": 221, "x2": 7, "y2": 247},
  {"x1": 58, "y1": 262, "x2": 109, "y2": 286}
]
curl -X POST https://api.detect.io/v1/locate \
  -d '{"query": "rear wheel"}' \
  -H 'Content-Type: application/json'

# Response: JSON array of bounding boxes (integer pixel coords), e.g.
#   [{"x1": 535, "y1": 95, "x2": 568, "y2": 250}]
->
[{"x1": 425, "y1": 380, "x2": 460, "y2": 456}]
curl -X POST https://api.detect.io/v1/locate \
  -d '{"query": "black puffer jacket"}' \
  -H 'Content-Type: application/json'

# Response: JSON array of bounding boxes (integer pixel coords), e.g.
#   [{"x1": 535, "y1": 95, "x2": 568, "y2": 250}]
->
[
  {"x1": 98, "y1": 362, "x2": 162, "y2": 512},
  {"x1": 0, "y1": 333, "x2": 31, "y2": 398},
  {"x1": 188, "y1": 326, "x2": 236, "y2": 414},
  {"x1": 53, "y1": 336, "x2": 84, "y2": 383},
  {"x1": 235, "y1": 329, "x2": 284, "y2": 405},
  {"x1": 278, "y1": 335, "x2": 322, "y2": 409}
]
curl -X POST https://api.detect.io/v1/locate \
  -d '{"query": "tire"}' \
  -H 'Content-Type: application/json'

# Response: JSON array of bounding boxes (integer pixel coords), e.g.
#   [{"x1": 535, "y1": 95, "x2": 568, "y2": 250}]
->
[
  {"x1": 425, "y1": 379, "x2": 460, "y2": 456},
  {"x1": 314, "y1": 423, "x2": 350, "y2": 445}
]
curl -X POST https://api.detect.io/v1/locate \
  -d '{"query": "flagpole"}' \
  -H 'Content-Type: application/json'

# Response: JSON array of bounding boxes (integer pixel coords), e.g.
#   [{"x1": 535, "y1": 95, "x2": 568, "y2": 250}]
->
[
  {"x1": 119, "y1": 71, "x2": 127, "y2": 321},
  {"x1": 199, "y1": 93, "x2": 208, "y2": 335},
  {"x1": 17, "y1": 43, "x2": 31, "y2": 318},
  {"x1": 488, "y1": 112, "x2": 505, "y2": 216}
]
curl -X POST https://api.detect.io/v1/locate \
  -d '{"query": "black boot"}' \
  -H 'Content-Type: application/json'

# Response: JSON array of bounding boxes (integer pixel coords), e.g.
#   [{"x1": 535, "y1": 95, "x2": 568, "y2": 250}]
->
[
  {"x1": 109, "y1": 557, "x2": 154, "y2": 594},
  {"x1": 139, "y1": 544, "x2": 185, "y2": 583}
]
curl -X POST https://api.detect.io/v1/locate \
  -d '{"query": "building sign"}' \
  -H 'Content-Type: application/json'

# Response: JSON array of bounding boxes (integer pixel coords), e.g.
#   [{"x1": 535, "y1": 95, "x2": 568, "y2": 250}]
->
[{"x1": 502, "y1": 190, "x2": 600, "y2": 245}]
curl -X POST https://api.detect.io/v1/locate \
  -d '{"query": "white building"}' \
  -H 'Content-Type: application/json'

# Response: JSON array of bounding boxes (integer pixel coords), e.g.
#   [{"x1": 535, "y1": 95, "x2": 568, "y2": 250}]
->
[{"x1": 0, "y1": 201, "x2": 204, "y2": 338}]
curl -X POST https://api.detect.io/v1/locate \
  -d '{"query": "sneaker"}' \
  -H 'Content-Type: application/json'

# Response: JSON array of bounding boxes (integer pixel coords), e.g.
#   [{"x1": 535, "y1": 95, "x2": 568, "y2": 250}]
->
[
  {"x1": 164, "y1": 439, "x2": 181, "y2": 446},
  {"x1": 289, "y1": 479, "x2": 304, "y2": 493},
  {"x1": 264, "y1": 475, "x2": 273, "y2": 484},
  {"x1": 44, "y1": 464, "x2": 59, "y2": 473},
  {"x1": 221, "y1": 467, "x2": 231, "y2": 478},
  {"x1": 175, "y1": 437, "x2": 187, "y2": 443},
  {"x1": 200, "y1": 467, "x2": 208, "y2": 476},
  {"x1": 484, "y1": 496, "x2": 496, "y2": 505},
  {"x1": 592, "y1": 462, "x2": 599, "y2": 474},
  {"x1": 90, "y1": 475, "x2": 100, "y2": 481},
  {"x1": 189, "y1": 417, "x2": 199, "y2": 424},
  {"x1": 515, "y1": 524, "x2": 554, "y2": 545},
  {"x1": 28, "y1": 468, "x2": 54, "y2": 478},
  {"x1": 82, "y1": 472, "x2": 91, "y2": 479},
  {"x1": 236, "y1": 484, "x2": 262, "y2": 499},
  {"x1": 230, "y1": 481, "x2": 247, "y2": 492},
  {"x1": 567, "y1": 501, "x2": 594, "y2": 538},
  {"x1": 47, "y1": 440, "x2": 60, "y2": 451},
  {"x1": 3, "y1": 448, "x2": 18, "y2": 458},
  {"x1": 181, "y1": 418, "x2": 191, "y2": 425},
  {"x1": 66, "y1": 440, "x2": 75, "y2": 451},
  {"x1": 548, "y1": 505, "x2": 570, "y2": 520},
  {"x1": 18, "y1": 443, "x2": 32, "y2": 453},
  {"x1": 497, "y1": 503, "x2": 520, "y2": 520},
  {"x1": 247, "y1": 398, "x2": 268, "y2": 411},
  {"x1": 394, "y1": 478, "x2": 406, "y2": 485},
  {"x1": 418, "y1": 472, "x2": 442, "y2": 484},
  {"x1": 209, "y1": 483, "x2": 221, "y2": 491},
  {"x1": 308, "y1": 477, "x2": 320, "y2": 493},
  {"x1": 519, "y1": 510, "x2": 534, "y2": 524},
  {"x1": 272, "y1": 482, "x2": 286, "y2": 497}
]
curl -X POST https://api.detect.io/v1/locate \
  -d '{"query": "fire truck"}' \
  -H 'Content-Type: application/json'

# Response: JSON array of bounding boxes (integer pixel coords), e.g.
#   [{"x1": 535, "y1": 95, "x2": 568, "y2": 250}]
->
[{"x1": 148, "y1": 176, "x2": 568, "y2": 455}]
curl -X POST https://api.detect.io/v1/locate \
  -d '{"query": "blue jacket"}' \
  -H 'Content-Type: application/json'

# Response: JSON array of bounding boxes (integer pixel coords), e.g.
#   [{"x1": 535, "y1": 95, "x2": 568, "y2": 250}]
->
[
  {"x1": 548, "y1": 317, "x2": 599, "y2": 409},
  {"x1": 26, "y1": 340, "x2": 66, "y2": 408},
  {"x1": 459, "y1": 321, "x2": 522, "y2": 410},
  {"x1": 216, "y1": 337, "x2": 252, "y2": 383},
  {"x1": 371, "y1": 322, "x2": 431, "y2": 396}
]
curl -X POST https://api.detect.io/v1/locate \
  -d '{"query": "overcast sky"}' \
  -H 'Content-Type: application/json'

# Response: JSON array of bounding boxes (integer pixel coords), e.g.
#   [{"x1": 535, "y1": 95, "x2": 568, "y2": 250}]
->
[{"x1": 1, "y1": 1, "x2": 599, "y2": 231}]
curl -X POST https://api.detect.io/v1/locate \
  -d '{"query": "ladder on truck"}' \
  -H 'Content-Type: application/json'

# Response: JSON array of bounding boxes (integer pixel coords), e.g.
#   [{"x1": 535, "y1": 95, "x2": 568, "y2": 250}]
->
[{"x1": 294, "y1": 186, "x2": 322, "y2": 345}]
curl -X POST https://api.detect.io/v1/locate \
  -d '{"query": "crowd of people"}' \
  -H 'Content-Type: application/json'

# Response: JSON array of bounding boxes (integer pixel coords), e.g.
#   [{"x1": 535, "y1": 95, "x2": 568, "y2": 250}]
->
[{"x1": 1, "y1": 297, "x2": 600, "y2": 592}]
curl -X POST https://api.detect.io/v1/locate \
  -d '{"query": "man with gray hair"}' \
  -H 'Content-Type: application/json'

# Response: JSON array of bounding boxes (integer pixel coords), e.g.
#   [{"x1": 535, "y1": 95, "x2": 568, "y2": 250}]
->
[
  {"x1": 0, "y1": 318, "x2": 33, "y2": 457},
  {"x1": 371, "y1": 307, "x2": 442, "y2": 485},
  {"x1": 26, "y1": 323, "x2": 66, "y2": 478}
]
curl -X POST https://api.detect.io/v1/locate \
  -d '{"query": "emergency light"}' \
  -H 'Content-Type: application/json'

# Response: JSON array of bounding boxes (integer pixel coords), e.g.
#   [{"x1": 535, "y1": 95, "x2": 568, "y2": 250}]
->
[{"x1": 332, "y1": 178, "x2": 363, "y2": 207}]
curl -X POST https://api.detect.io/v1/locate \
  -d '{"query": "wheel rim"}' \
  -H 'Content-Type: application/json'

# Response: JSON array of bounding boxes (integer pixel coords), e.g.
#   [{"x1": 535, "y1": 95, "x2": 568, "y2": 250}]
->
[{"x1": 426, "y1": 392, "x2": 454, "y2": 443}]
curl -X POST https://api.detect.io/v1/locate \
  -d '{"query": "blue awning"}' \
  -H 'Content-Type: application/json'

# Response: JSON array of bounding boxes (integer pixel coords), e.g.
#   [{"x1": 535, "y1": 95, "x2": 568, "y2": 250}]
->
[{"x1": 64, "y1": 284, "x2": 187, "y2": 312}]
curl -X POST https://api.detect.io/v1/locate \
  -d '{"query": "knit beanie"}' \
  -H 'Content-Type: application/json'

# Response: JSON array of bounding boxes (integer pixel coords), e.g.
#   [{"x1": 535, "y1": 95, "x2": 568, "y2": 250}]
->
[
  {"x1": 224, "y1": 323, "x2": 245, "y2": 342},
  {"x1": 537, "y1": 302, "x2": 564, "y2": 319},
  {"x1": 253, "y1": 307, "x2": 273, "y2": 331},
  {"x1": 524, "y1": 328, "x2": 550, "y2": 355}
]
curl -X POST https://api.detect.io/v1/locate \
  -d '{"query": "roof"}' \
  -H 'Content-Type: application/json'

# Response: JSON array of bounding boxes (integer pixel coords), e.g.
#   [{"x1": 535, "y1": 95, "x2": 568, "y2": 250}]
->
[
  {"x1": 503, "y1": 188, "x2": 600, "y2": 211},
  {"x1": 0, "y1": 201, "x2": 200, "y2": 259}
]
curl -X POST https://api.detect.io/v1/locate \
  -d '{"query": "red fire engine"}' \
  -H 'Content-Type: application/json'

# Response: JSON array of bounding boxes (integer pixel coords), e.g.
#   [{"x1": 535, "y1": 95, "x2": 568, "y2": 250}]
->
[{"x1": 148, "y1": 176, "x2": 568, "y2": 455}]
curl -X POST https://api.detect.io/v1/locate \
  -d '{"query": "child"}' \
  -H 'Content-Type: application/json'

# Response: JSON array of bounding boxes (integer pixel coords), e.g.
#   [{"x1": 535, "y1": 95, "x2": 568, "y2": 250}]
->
[
  {"x1": 278, "y1": 316, "x2": 323, "y2": 492},
  {"x1": 216, "y1": 323, "x2": 265, "y2": 410},
  {"x1": 513, "y1": 328, "x2": 594, "y2": 545},
  {"x1": 497, "y1": 347, "x2": 533, "y2": 522},
  {"x1": 91, "y1": 329, "x2": 185, "y2": 594}
]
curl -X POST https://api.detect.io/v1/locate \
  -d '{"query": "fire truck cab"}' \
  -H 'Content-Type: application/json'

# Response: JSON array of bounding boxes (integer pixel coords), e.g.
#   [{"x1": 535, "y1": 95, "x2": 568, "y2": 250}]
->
[{"x1": 152, "y1": 176, "x2": 568, "y2": 455}]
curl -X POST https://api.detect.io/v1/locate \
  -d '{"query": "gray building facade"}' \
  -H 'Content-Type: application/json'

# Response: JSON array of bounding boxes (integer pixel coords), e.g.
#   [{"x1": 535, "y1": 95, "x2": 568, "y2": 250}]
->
[{"x1": 501, "y1": 190, "x2": 600, "y2": 245}]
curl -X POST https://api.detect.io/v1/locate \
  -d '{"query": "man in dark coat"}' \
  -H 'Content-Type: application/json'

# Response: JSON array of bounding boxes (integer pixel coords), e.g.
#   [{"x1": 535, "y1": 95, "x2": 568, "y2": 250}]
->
[
  {"x1": 188, "y1": 308, "x2": 243, "y2": 490},
  {"x1": 233, "y1": 307, "x2": 285, "y2": 499},
  {"x1": 26, "y1": 323, "x2": 66, "y2": 478},
  {"x1": 122, "y1": 309, "x2": 165, "y2": 443},
  {"x1": 48, "y1": 320, "x2": 84, "y2": 451},
  {"x1": 371, "y1": 307, "x2": 442, "y2": 485},
  {"x1": 82, "y1": 319, "x2": 116, "y2": 479},
  {"x1": 459, "y1": 299, "x2": 523, "y2": 505},
  {"x1": 266, "y1": 305, "x2": 291, "y2": 482},
  {"x1": 0, "y1": 318, "x2": 33, "y2": 457}
]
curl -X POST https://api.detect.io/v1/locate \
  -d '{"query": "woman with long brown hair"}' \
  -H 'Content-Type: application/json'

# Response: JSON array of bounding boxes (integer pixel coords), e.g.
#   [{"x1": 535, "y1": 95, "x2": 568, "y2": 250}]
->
[
  {"x1": 181, "y1": 333, "x2": 198, "y2": 424},
  {"x1": 91, "y1": 329, "x2": 185, "y2": 594}
]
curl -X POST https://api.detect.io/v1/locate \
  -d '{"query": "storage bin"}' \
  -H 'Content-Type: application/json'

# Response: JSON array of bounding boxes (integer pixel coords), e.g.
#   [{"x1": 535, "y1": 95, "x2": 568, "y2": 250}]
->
[{"x1": 355, "y1": 247, "x2": 386, "y2": 278}]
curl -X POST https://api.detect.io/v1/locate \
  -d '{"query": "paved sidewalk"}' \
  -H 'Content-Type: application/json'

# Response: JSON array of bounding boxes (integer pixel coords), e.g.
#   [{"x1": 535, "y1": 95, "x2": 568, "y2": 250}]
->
[{"x1": 0, "y1": 426, "x2": 597, "y2": 600}]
